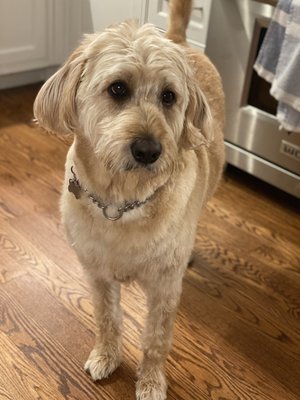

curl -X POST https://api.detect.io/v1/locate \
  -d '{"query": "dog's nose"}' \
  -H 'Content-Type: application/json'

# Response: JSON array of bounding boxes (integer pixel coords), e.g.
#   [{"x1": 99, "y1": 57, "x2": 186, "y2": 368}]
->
[{"x1": 131, "y1": 137, "x2": 162, "y2": 165}]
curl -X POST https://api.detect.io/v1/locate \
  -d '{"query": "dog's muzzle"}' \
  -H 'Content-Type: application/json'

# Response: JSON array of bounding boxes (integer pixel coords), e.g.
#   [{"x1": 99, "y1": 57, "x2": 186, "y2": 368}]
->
[{"x1": 131, "y1": 137, "x2": 162, "y2": 165}]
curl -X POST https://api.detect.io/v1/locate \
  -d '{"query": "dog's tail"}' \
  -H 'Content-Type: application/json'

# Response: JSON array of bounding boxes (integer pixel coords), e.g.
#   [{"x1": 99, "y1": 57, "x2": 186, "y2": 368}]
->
[{"x1": 166, "y1": 0, "x2": 193, "y2": 44}]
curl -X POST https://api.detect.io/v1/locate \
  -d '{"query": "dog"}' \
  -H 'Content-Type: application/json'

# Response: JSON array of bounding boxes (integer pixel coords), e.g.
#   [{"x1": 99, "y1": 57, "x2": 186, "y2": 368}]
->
[{"x1": 34, "y1": 1, "x2": 225, "y2": 398}]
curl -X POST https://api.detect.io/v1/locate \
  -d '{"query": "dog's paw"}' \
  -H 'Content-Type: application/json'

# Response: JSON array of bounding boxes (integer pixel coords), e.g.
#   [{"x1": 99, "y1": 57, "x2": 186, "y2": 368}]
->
[
  {"x1": 136, "y1": 368, "x2": 167, "y2": 400},
  {"x1": 84, "y1": 346, "x2": 121, "y2": 381}
]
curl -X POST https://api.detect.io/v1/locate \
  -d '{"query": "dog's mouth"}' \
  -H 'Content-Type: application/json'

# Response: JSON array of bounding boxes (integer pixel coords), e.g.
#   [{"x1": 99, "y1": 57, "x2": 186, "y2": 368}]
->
[{"x1": 123, "y1": 161, "x2": 157, "y2": 172}]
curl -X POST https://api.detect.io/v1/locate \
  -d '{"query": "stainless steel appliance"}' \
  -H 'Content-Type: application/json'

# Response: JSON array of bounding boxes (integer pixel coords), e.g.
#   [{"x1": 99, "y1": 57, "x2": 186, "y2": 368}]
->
[{"x1": 205, "y1": 0, "x2": 300, "y2": 198}]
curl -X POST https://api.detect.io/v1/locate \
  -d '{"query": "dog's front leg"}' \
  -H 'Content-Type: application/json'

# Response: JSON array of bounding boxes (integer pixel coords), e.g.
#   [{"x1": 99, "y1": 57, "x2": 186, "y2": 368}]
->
[
  {"x1": 136, "y1": 279, "x2": 182, "y2": 400},
  {"x1": 84, "y1": 277, "x2": 122, "y2": 381}
]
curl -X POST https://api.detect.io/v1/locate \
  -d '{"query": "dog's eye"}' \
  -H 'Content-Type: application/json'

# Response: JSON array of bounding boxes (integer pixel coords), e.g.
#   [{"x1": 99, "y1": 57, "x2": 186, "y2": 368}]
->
[
  {"x1": 161, "y1": 90, "x2": 176, "y2": 107},
  {"x1": 108, "y1": 81, "x2": 129, "y2": 100}
]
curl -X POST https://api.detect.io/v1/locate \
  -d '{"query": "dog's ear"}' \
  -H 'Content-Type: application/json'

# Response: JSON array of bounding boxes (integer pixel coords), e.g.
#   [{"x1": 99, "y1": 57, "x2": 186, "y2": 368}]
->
[
  {"x1": 183, "y1": 79, "x2": 213, "y2": 149},
  {"x1": 33, "y1": 42, "x2": 87, "y2": 135}
]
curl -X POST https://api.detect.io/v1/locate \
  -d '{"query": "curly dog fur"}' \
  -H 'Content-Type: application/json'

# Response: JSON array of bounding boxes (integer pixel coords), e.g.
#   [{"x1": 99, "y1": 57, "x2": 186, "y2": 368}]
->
[{"x1": 34, "y1": 1, "x2": 225, "y2": 398}]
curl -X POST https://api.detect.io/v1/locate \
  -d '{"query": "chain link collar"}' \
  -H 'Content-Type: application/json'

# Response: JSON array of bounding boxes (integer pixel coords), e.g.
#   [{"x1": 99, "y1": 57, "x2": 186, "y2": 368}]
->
[{"x1": 68, "y1": 166, "x2": 155, "y2": 221}]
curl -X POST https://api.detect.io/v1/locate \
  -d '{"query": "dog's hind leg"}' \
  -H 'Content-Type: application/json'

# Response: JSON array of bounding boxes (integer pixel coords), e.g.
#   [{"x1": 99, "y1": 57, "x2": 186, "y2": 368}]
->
[
  {"x1": 136, "y1": 278, "x2": 182, "y2": 400},
  {"x1": 84, "y1": 277, "x2": 123, "y2": 381}
]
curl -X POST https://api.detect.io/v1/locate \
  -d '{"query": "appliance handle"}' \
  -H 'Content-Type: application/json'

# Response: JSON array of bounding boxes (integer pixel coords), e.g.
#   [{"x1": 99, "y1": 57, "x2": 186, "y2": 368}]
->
[{"x1": 253, "y1": 0, "x2": 277, "y2": 6}]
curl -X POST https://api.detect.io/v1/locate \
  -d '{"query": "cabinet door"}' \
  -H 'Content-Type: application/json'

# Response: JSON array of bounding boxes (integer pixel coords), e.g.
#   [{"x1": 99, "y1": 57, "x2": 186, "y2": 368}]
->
[
  {"x1": 146, "y1": 0, "x2": 212, "y2": 50},
  {"x1": 0, "y1": 0, "x2": 48, "y2": 75},
  {"x1": 89, "y1": 0, "x2": 144, "y2": 32}
]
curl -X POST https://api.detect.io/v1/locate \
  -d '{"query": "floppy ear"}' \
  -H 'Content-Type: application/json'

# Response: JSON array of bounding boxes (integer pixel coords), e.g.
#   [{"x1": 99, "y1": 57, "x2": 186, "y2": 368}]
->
[
  {"x1": 33, "y1": 44, "x2": 87, "y2": 135},
  {"x1": 183, "y1": 80, "x2": 213, "y2": 149}
]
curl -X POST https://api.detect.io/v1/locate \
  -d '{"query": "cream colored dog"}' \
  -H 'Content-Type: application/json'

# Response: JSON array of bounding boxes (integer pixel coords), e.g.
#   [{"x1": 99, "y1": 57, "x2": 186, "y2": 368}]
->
[{"x1": 34, "y1": 0, "x2": 225, "y2": 398}]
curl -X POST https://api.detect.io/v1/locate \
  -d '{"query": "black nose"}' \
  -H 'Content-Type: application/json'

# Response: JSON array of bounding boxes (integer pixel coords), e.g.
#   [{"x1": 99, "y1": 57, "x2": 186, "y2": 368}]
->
[{"x1": 131, "y1": 137, "x2": 162, "y2": 165}]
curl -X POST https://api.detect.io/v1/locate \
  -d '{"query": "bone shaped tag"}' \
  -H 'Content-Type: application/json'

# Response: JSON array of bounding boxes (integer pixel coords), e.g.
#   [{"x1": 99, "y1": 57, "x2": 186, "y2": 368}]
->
[{"x1": 68, "y1": 178, "x2": 81, "y2": 199}]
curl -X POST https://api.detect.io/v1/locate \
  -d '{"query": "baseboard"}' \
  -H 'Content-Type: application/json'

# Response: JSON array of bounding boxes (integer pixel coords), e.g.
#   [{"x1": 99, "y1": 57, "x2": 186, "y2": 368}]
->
[{"x1": 0, "y1": 66, "x2": 59, "y2": 90}]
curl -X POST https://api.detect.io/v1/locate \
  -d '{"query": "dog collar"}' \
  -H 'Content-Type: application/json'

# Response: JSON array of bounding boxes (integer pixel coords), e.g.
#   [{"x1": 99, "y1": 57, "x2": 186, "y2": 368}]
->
[{"x1": 68, "y1": 166, "x2": 155, "y2": 221}]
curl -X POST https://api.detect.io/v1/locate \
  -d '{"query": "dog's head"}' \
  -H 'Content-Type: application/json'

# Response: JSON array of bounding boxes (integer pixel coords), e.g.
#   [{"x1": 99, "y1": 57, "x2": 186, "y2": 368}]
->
[{"x1": 34, "y1": 21, "x2": 212, "y2": 199}]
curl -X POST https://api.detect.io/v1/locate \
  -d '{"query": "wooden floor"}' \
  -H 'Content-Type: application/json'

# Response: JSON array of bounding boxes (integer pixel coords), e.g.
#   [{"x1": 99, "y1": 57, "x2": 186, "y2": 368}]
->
[{"x1": 0, "y1": 84, "x2": 299, "y2": 400}]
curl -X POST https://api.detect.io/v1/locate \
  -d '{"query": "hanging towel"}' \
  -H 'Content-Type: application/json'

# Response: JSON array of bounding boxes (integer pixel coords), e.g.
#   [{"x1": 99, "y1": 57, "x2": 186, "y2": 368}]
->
[{"x1": 254, "y1": 0, "x2": 300, "y2": 132}]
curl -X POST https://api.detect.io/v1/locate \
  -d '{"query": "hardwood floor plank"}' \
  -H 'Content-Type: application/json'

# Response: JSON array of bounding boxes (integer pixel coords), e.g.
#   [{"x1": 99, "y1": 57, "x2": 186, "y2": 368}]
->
[
  {"x1": 8, "y1": 214, "x2": 81, "y2": 277},
  {"x1": 195, "y1": 230, "x2": 300, "y2": 317},
  {"x1": 215, "y1": 169, "x2": 300, "y2": 246},
  {"x1": 175, "y1": 276, "x2": 299, "y2": 400},
  {"x1": 4, "y1": 274, "x2": 141, "y2": 394},
  {"x1": 0, "y1": 252, "x2": 28, "y2": 283},
  {"x1": 0, "y1": 83, "x2": 41, "y2": 127},
  {"x1": 249, "y1": 244, "x2": 300, "y2": 276},
  {"x1": 4, "y1": 274, "x2": 93, "y2": 360},
  {"x1": 203, "y1": 198, "x2": 300, "y2": 270},
  {"x1": 188, "y1": 247, "x2": 300, "y2": 357},
  {"x1": 0, "y1": 332, "x2": 65, "y2": 400},
  {"x1": 0, "y1": 286, "x2": 132, "y2": 400},
  {"x1": 181, "y1": 268, "x2": 300, "y2": 397}
]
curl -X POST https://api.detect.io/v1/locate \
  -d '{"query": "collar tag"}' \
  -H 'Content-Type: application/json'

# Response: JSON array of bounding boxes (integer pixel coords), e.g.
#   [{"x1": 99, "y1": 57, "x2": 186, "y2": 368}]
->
[{"x1": 68, "y1": 177, "x2": 82, "y2": 199}]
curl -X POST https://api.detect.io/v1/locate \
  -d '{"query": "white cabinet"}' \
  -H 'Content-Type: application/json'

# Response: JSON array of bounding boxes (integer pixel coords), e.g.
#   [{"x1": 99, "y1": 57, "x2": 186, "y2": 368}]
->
[
  {"x1": 0, "y1": 0, "x2": 72, "y2": 76},
  {"x1": 145, "y1": 0, "x2": 212, "y2": 51},
  {"x1": 0, "y1": 0, "x2": 86, "y2": 89},
  {"x1": 89, "y1": 0, "x2": 144, "y2": 32},
  {"x1": 0, "y1": 0, "x2": 48, "y2": 75}
]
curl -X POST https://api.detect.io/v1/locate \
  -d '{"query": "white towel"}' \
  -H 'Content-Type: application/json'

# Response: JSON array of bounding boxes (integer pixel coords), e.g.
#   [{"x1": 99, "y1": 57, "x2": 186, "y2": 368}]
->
[{"x1": 254, "y1": 0, "x2": 300, "y2": 132}]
